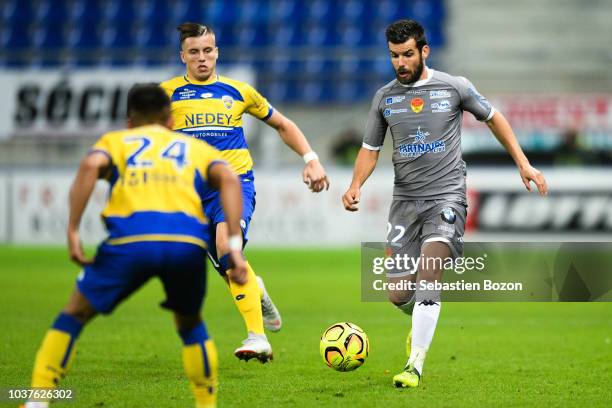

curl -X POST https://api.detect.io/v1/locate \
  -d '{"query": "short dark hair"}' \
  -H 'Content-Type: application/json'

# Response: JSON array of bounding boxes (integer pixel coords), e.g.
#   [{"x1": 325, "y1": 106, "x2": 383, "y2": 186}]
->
[
  {"x1": 177, "y1": 22, "x2": 214, "y2": 46},
  {"x1": 127, "y1": 83, "x2": 170, "y2": 123},
  {"x1": 385, "y1": 19, "x2": 427, "y2": 50}
]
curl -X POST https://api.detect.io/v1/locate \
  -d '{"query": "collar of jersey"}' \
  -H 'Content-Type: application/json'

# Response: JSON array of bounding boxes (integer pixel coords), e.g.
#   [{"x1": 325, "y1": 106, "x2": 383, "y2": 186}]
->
[
  {"x1": 399, "y1": 66, "x2": 434, "y2": 88},
  {"x1": 184, "y1": 74, "x2": 218, "y2": 85}
]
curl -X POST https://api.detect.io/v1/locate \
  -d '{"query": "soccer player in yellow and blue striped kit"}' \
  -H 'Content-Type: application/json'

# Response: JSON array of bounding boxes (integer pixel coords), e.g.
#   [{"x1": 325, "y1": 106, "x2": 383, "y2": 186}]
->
[
  {"x1": 23, "y1": 84, "x2": 245, "y2": 408},
  {"x1": 161, "y1": 23, "x2": 330, "y2": 361}
]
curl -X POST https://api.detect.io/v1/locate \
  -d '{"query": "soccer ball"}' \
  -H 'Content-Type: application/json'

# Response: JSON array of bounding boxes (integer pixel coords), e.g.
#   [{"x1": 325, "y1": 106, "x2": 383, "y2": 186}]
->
[{"x1": 319, "y1": 322, "x2": 369, "y2": 372}]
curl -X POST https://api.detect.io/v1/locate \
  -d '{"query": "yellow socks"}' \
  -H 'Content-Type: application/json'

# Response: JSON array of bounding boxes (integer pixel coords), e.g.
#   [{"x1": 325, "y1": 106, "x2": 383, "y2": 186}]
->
[
  {"x1": 226, "y1": 261, "x2": 264, "y2": 335},
  {"x1": 180, "y1": 323, "x2": 218, "y2": 408},
  {"x1": 31, "y1": 313, "x2": 82, "y2": 390}
]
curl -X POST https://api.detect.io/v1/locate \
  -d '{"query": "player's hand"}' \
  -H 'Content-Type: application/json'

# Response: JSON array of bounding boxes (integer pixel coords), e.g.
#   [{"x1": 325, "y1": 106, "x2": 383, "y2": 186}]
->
[
  {"x1": 342, "y1": 186, "x2": 361, "y2": 211},
  {"x1": 303, "y1": 160, "x2": 330, "y2": 193},
  {"x1": 228, "y1": 250, "x2": 248, "y2": 285},
  {"x1": 67, "y1": 228, "x2": 94, "y2": 267},
  {"x1": 519, "y1": 164, "x2": 548, "y2": 196}
]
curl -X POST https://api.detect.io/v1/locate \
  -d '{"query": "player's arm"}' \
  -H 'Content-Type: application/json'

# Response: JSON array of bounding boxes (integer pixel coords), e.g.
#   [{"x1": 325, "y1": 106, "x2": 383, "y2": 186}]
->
[
  {"x1": 67, "y1": 151, "x2": 110, "y2": 266},
  {"x1": 207, "y1": 161, "x2": 247, "y2": 284},
  {"x1": 342, "y1": 148, "x2": 380, "y2": 211},
  {"x1": 264, "y1": 110, "x2": 330, "y2": 193},
  {"x1": 343, "y1": 89, "x2": 386, "y2": 212},
  {"x1": 486, "y1": 111, "x2": 548, "y2": 195}
]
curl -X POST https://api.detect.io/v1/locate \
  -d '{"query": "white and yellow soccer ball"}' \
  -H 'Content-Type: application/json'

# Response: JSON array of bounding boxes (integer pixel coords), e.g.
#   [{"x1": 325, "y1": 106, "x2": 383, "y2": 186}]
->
[{"x1": 319, "y1": 322, "x2": 369, "y2": 372}]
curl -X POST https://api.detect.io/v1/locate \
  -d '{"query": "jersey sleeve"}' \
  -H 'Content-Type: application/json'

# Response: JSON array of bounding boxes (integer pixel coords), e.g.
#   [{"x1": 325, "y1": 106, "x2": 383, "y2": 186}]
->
[
  {"x1": 362, "y1": 89, "x2": 387, "y2": 150},
  {"x1": 243, "y1": 83, "x2": 274, "y2": 121},
  {"x1": 457, "y1": 77, "x2": 495, "y2": 121},
  {"x1": 90, "y1": 133, "x2": 114, "y2": 161},
  {"x1": 159, "y1": 80, "x2": 175, "y2": 99}
]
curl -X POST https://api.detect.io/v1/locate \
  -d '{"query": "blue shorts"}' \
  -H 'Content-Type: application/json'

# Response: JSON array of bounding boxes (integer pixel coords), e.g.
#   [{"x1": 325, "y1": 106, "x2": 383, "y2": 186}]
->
[
  {"x1": 203, "y1": 175, "x2": 255, "y2": 273},
  {"x1": 77, "y1": 241, "x2": 208, "y2": 315}
]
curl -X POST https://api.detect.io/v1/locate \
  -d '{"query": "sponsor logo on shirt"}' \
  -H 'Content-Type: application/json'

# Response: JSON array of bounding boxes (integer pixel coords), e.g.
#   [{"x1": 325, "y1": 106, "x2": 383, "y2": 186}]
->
[
  {"x1": 222, "y1": 95, "x2": 234, "y2": 109},
  {"x1": 405, "y1": 89, "x2": 427, "y2": 95},
  {"x1": 431, "y1": 99, "x2": 452, "y2": 113},
  {"x1": 201, "y1": 92, "x2": 214, "y2": 98},
  {"x1": 413, "y1": 125, "x2": 429, "y2": 142},
  {"x1": 441, "y1": 207, "x2": 456, "y2": 224},
  {"x1": 384, "y1": 108, "x2": 408, "y2": 117},
  {"x1": 437, "y1": 224, "x2": 455, "y2": 233},
  {"x1": 385, "y1": 95, "x2": 406, "y2": 105},
  {"x1": 430, "y1": 90, "x2": 452, "y2": 99},
  {"x1": 398, "y1": 126, "x2": 445, "y2": 157},
  {"x1": 410, "y1": 97, "x2": 425, "y2": 113},
  {"x1": 178, "y1": 88, "x2": 197, "y2": 100}
]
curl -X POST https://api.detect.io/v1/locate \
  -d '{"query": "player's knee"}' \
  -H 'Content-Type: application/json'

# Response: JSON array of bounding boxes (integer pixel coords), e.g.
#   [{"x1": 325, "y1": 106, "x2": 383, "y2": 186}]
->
[
  {"x1": 174, "y1": 313, "x2": 202, "y2": 332},
  {"x1": 418, "y1": 268, "x2": 443, "y2": 282},
  {"x1": 63, "y1": 289, "x2": 96, "y2": 323},
  {"x1": 62, "y1": 305, "x2": 95, "y2": 324},
  {"x1": 388, "y1": 290, "x2": 412, "y2": 306}
]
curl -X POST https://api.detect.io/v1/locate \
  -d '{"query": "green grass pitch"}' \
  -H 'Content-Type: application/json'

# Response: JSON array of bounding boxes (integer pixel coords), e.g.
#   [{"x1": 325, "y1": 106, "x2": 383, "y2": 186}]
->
[{"x1": 0, "y1": 246, "x2": 610, "y2": 407}]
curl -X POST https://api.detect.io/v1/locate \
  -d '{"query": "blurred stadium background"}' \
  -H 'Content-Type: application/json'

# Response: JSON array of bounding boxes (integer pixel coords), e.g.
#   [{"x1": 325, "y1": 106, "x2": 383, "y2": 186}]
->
[{"x1": 1, "y1": 0, "x2": 612, "y2": 246}]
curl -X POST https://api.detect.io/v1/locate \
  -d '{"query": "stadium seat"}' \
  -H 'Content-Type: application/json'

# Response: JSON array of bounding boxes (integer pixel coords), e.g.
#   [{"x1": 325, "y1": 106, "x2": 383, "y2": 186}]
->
[
  {"x1": 172, "y1": 0, "x2": 204, "y2": 24},
  {"x1": 68, "y1": 0, "x2": 102, "y2": 24},
  {"x1": 214, "y1": 24, "x2": 238, "y2": 47},
  {"x1": 264, "y1": 80, "x2": 290, "y2": 103},
  {"x1": 35, "y1": 0, "x2": 68, "y2": 26},
  {"x1": 138, "y1": 0, "x2": 170, "y2": 23},
  {"x1": 206, "y1": 0, "x2": 238, "y2": 25},
  {"x1": 373, "y1": 0, "x2": 402, "y2": 22},
  {"x1": 335, "y1": 81, "x2": 365, "y2": 104},
  {"x1": 270, "y1": 24, "x2": 303, "y2": 47},
  {"x1": 32, "y1": 23, "x2": 67, "y2": 66},
  {"x1": 269, "y1": 0, "x2": 300, "y2": 23},
  {"x1": 103, "y1": 0, "x2": 136, "y2": 24},
  {"x1": 102, "y1": 24, "x2": 134, "y2": 49},
  {"x1": 234, "y1": 24, "x2": 269, "y2": 47},
  {"x1": 267, "y1": 55, "x2": 299, "y2": 75},
  {"x1": 2, "y1": 22, "x2": 32, "y2": 49},
  {"x1": 0, "y1": 23, "x2": 32, "y2": 66},
  {"x1": 305, "y1": 0, "x2": 338, "y2": 25},
  {"x1": 339, "y1": 0, "x2": 369, "y2": 24},
  {"x1": 337, "y1": 24, "x2": 369, "y2": 46},
  {"x1": 236, "y1": 0, "x2": 270, "y2": 24},
  {"x1": 304, "y1": 24, "x2": 336, "y2": 46},
  {"x1": 2, "y1": 0, "x2": 33, "y2": 23},
  {"x1": 304, "y1": 56, "x2": 333, "y2": 76}
]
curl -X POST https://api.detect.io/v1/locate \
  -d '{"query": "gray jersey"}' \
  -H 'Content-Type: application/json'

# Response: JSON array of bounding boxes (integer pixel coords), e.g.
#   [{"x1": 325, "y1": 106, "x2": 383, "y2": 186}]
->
[{"x1": 363, "y1": 68, "x2": 495, "y2": 203}]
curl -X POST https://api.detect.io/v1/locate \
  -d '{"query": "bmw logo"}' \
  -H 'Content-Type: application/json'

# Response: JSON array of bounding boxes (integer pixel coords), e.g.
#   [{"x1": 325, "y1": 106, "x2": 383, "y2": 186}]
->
[{"x1": 441, "y1": 207, "x2": 456, "y2": 224}]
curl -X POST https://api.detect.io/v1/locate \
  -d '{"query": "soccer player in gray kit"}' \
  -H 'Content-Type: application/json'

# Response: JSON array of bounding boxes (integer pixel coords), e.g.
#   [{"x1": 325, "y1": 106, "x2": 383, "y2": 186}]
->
[{"x1": 342, "y1": 19, "x2": 548, "y2": 388}]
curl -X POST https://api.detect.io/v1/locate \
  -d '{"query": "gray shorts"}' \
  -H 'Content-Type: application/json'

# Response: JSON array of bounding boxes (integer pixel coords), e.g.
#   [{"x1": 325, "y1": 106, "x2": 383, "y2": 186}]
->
[{"x1": 387, "y1": 199, "x2": 467, "y2": 276}]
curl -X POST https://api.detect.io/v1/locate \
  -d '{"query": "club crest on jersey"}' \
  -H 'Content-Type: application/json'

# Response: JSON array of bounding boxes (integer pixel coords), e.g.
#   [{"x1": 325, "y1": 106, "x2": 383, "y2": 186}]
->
[
  {"x1": 441, "y1": 207, "x2": 456, "y2": 224},
  {"x1": 221, "y1": 95, "x2": 234, "y2": 109},
  {"x1": 410, "y1": 97, "x2": 424, "y2": 113}
]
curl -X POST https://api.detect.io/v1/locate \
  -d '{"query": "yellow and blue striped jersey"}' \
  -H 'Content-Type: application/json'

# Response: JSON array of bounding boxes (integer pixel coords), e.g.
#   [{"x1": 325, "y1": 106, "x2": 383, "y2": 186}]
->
[
  {"x1": 91, "y1": 124, "x2": 224, "y2": 248},
  {"x1": 160, "y1": 75, "x2": 273, "y2": 176}
]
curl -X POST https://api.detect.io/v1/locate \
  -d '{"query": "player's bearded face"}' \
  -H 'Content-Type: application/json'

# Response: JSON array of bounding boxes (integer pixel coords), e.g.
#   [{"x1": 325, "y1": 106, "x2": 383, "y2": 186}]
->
[
  {"x1": 389, "y1": 39, "x2": 427, "y2": 85},
  {"x1": 395, "y1": 53, "x2": 424, "y2": 84},
  {"x1": 181, "y1": 34, "x2": 219, "y2": 82}
]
